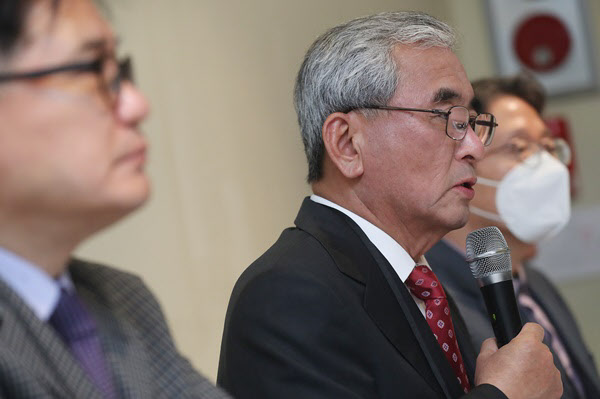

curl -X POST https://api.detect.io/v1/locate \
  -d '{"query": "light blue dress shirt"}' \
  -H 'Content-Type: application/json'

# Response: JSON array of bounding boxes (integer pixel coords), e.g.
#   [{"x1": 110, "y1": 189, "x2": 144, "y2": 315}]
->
[{"x1": 0, "y1": 246, "x2": 73, "y2": 321}]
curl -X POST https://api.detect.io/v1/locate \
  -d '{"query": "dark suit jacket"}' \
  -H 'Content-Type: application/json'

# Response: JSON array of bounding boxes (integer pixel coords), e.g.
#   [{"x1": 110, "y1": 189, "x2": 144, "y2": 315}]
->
[
  {"x1": 427, "y1": 240, "x2": 600, "y2": 399},
  {"x1": 218, "y1": 198, "x2": 506, "y2": 398},
  {"x1": 0, "y1": 258, "x2": 230, "y2": 399}
]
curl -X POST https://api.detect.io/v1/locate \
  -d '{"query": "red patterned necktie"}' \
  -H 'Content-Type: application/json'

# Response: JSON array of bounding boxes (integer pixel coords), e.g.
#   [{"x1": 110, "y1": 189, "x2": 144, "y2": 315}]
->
[{"x1": 406, "y1": 265, "x2": 471, "y2": 393}]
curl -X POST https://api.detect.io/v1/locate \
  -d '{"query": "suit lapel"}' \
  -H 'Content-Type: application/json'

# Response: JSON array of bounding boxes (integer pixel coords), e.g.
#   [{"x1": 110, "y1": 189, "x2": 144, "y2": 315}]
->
[
  {"x1": 0, "y1": 278, "x2": 102, "y2": 398},
  {"x1": 526, "y1": 266, "x2": 600, "y2": 397},
  {"x1": 295, "y1": 198, "x2": 464, "y2": 398}
]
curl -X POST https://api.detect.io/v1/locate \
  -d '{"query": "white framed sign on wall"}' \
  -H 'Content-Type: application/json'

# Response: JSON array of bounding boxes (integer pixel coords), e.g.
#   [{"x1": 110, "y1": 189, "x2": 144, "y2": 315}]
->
[{"x1": 486, "y1": 0, "x2": 597, "y2": 95}]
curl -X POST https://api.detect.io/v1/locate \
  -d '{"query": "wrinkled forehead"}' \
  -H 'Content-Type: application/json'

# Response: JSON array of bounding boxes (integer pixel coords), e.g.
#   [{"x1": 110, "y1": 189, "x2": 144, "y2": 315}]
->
[
  {"x1": 392, "y1": 45, "x2": 474, "y2": 108},
  {"x1": 9, "y1": 0, "x2": 114, "y2": 67}
]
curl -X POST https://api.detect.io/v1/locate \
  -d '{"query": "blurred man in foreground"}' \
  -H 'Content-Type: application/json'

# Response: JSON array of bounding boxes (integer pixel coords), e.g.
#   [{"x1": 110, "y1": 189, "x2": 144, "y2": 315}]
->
[
  {"x1": 428, "y1": 73, "x2": 600, "y2": 398},
  {"x1": 0, "y1": 0, "x2": 229, "y2": 397},
  {"x1": 218, "y1": 12, "x2": 562, "y2": 399}
]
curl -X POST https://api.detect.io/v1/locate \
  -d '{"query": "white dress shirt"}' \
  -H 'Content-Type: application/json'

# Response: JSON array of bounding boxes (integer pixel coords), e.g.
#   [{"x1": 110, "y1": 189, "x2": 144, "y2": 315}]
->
[
  {"x1": 0, "y1": 246, "x2": 73, "y2": 322},
  {"x1": 311, "y1": 195, "x2": 428, "y2": 317}
]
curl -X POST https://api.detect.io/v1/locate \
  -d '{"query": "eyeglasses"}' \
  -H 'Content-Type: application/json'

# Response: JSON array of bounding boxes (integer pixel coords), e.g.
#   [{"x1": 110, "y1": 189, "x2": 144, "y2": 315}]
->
[
  {"x1": 0, "y1": 56, "x2": 133, "y2": 106},
  {"x1": 351, "y1": 105, "x2": 497, "y2": 146},
  {"x1": 488, "y1": 136, "x2": 572, "y2": 165}
]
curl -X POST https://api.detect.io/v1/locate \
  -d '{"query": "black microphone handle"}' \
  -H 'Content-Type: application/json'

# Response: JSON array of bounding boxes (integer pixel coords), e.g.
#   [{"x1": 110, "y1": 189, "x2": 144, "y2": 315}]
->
[{"x1": 480, "y1": 280, "x2": 523, "y2": 347}]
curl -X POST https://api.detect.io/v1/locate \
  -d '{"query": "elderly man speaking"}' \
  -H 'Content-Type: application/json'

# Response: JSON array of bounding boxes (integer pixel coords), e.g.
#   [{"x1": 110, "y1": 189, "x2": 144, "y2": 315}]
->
[{"x1": 218, "y1": 12, "x2": 562, "y2": 399}]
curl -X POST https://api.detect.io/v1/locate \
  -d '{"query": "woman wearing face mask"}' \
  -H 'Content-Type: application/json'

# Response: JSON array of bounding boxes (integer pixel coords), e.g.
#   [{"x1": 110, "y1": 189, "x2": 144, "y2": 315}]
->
[{"x1": 427, "y1": 73, "x2": 600, "y2": 399}]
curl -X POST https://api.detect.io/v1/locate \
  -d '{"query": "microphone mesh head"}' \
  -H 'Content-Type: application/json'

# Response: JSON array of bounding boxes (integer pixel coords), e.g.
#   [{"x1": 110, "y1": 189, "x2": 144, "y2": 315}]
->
[{"x1": 466, "y1": 226, "x2": 512, "y2": 280}]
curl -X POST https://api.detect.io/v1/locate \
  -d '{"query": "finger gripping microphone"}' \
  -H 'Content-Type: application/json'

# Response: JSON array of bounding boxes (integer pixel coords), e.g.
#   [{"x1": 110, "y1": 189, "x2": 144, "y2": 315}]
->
[{"x1": 466, "y1": 226, "x2": 523, "y2": 347}]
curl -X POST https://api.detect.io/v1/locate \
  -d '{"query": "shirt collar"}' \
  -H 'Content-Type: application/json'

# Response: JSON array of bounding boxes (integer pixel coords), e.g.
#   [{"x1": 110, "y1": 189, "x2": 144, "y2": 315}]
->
[
  {"x1": 0, "y1": 247, "x2": 72, "y2": 321},
  {"x1": 310, "y1": 195, "x2": 427, "y2": 282}
]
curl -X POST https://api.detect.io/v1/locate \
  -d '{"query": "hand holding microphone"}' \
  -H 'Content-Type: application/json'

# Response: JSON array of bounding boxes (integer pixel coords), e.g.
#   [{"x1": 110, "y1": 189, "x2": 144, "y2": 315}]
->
[{"x1": 475, "y1": 323, "x2": 563, "y2": 399}]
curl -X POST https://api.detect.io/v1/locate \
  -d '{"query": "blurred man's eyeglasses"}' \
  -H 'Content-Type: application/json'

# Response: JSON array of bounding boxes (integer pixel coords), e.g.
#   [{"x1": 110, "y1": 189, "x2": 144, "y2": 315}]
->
[
  {"x1": 488, "y1": 136, "x2": 572, "y2": 166},
  {"x1": 347, "y1": 105, "x2": 497, "y2": 146},
  {"x1": 0, "y1": 56, "x2": 133, "y2": 106}
]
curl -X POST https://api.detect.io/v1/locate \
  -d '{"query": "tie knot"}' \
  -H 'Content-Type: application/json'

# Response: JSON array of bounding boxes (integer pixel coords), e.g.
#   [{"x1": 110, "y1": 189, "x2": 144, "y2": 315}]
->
[
  {"x1": 49, "y1": 288, "x2": 97, "y2": 342},
  {"x1": 406, "y1": 265, "x2": 446, "y2": 300}
]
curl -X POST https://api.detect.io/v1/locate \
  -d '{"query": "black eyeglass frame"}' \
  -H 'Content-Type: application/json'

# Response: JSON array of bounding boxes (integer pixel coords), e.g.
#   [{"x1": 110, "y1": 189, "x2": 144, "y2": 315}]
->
[
  {"x1": 350, "y1": 105, "x2": 498, "y2": 146},
  {"x1": 0, "y1": 56, "x2": 133, "y2": 97}
]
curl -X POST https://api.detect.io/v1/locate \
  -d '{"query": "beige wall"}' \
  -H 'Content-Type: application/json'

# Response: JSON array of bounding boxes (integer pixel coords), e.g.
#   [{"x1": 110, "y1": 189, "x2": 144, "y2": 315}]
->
[{"x1": 77, "y1": 0, "x2": 600, "y2": 381}]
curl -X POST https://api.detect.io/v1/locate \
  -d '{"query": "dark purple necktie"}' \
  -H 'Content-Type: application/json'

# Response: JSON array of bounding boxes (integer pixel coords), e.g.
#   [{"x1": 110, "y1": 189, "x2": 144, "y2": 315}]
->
[{"x1": 49, "y1": 288, "x2": 117, "y2": 399}]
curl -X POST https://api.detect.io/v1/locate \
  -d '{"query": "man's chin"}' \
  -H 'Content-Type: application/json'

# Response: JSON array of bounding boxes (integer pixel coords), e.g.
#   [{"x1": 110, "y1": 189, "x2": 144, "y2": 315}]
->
[
  {"x1": 446, "y1": 209, "x2": 470, "y2": 232},
  {"x1": 121, "y1": 182, "x2": 151, "y2": 212},
  {"x1": 105, "y1": 179, "x2": 151, "y2": 217},
  {"x1": 89, "y1": 190, "x2": 150, "y2": 234}
]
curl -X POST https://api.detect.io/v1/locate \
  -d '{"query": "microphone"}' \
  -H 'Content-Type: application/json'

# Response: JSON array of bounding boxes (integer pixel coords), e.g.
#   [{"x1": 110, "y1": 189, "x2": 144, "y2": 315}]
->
[{"x1": 466, "y1": 226, "x2": 523, "y2": 347}]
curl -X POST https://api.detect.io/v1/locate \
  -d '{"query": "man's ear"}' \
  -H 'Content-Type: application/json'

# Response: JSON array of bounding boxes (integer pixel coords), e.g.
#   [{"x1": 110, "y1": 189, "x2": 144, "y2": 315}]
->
[{"x1": 321, "y1": 112, "x2": 364, "y2": 179}]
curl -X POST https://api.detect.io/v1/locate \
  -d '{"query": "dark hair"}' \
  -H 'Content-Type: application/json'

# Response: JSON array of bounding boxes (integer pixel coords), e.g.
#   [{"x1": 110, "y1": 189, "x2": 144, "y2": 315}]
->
[
  {"x1": 471, "y1": 72, "x2": 546, "y2": 115},
  {"x1": 0, "y1": 0, "x2": 31, "y2": 54},
  {"x1": 0, "y1": 0, "x2": 63, "y2": 56}
]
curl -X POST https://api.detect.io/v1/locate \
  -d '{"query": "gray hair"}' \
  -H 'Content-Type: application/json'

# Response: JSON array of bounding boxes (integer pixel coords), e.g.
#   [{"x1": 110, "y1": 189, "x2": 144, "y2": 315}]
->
[{"x1": 294, "y1": 11, "x2": 456, "y2": 182}]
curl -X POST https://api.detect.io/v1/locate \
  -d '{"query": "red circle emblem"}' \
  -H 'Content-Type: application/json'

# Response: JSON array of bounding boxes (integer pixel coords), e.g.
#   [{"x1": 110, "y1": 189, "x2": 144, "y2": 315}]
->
[{"x1": 513, "y1": 14, "x2": 571, "y2": 72}]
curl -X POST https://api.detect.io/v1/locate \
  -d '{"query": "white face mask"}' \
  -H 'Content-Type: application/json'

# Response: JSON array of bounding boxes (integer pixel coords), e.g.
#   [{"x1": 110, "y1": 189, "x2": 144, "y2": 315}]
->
[{"x1": 470, "y1": 151, "x2": 571, "y2": 243}]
